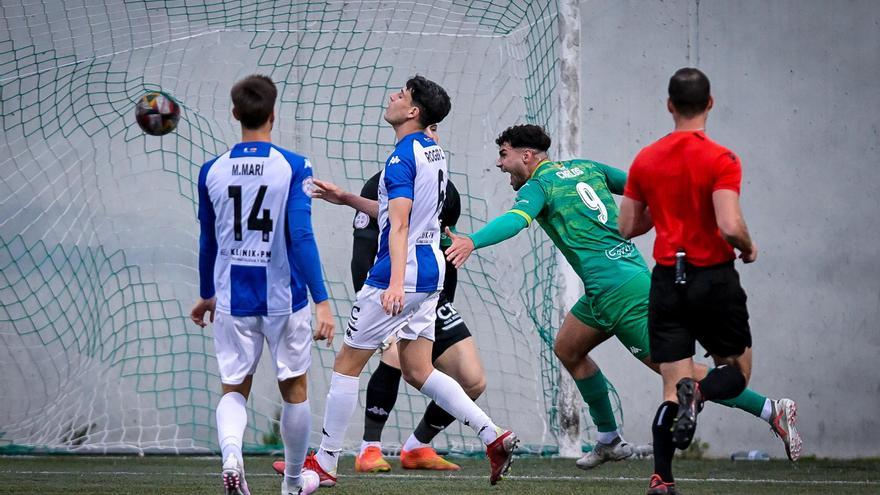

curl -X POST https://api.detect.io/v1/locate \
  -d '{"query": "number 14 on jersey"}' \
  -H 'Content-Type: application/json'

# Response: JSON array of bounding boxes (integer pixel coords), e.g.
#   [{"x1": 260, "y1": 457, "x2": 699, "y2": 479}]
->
[{"x1": 228, "y1": 185, "x2": 274, "y2": 242}]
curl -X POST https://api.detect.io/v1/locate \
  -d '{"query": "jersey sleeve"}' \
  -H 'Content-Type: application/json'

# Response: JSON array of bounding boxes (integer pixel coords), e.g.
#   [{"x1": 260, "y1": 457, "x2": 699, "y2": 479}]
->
[
  {"x1": 440, "y1": 179, "x2": 462, "y2": 230},
  {"x1": 508, "y1": 181, "x2": 547, "y2": 225},
  {"x1": 287, "y1": 160, "x2": 329, "y2": 303},
  {"x1": 351, "y1": 171, "x2": 381, "y2": 291},
  {"x1": 469, "y1": 182, "x2": 543, "y2": 249},
  {"x1": 440, "y1": 180, "x2": 462, "y2": 249},
  {"x1": 353, "y1": 171, "x2": 381, "y2": 237},
  {"x1": 623, "y1": 153, "x2": 645, "y2": 202},
  {"x1": 594, "y1": 161, "x2": 628, "y2": 195},
  {"x1": 713, "y1": 151, "x2": 742, "y2": 194},
  {"x1": 350, "y1": 236, "x2": 377, "y2": 293},
  {"x1": 197, "y1": 158, "x2": 218, "y2": 299},
  {"x1": 469, "y1": 212, "x2": 529, "y2": 249},
  {"x1": 360, "y1": 171, "x2": 381, "y2": 201},
  {"x1": 383, "y1": 154, "x2": 417, "y2": 200}
]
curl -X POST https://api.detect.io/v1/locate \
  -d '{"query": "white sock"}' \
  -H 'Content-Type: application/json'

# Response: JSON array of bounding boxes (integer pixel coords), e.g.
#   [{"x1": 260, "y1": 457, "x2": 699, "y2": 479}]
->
[
  {"x1": 281, "y1": 399, "x2": 311, "y2": 489},
  {"x1": 402, "y1": 433, "x2": 430, "y2": 452},
  {"x1": 760, "y1": 399, "x2": 773, "y2": 422},
  {"x1": 360, "y1": 440, "x2": 382, "y2": 454},
  {"x1": 317, "y1": 372, "x2": 360, "y2": 474},
  {"x1": 596, "y1": 430, "x2": 619, "y2": 445},
  {"x1": 216, "y1": 392, "x2": 247, "y2": 466},
  {"x1": 419, "y1": 370, "x2": 499, "y2": 445}
]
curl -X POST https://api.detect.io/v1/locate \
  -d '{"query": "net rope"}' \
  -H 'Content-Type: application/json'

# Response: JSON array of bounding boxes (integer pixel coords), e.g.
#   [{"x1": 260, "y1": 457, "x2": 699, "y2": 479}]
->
[{"x1": 0, "y1": 0, "x2": 622, "y2": 454}]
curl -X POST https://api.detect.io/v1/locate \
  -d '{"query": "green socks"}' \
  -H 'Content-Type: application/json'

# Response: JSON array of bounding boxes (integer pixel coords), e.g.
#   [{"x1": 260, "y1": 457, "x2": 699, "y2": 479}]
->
[
  {"x1": 714, "y1": 384, "x2": 768, "y2": 418},
  {"x1": 575, "y1": 369, "x2": 770, "y2": 431},
  {"x1": 574, "y1": 371, "x2": 617, "y2": 433}
]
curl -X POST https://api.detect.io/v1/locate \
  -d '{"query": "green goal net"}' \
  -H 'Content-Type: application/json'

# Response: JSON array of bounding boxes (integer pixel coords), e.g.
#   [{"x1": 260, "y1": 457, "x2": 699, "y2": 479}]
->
[{"x1": 0, "y1": 0, "x2": 622, "y2": 455}]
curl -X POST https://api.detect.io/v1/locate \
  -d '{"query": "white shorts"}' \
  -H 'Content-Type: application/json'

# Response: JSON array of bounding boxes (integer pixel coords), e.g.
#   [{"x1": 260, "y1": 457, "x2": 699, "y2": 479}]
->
[
  {"x1": 344, "y1": 286, "x2": 439, "y2": 350},
  {"x1": 213, "y1": 306, "x2": 312, "y2": 385}
]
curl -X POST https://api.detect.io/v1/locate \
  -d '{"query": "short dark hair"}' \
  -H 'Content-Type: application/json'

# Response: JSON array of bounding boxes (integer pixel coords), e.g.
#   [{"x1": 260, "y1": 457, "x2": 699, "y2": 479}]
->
[
  {"x1": 668, "y1": 68, "x2": 711, "y2": 118},
  {"x1": 495, "y1": 124, "x2": 552, "y2": 152},
  {"x1": 406, "y1": 76, "x2": 451, "y2": 127},
  {"x1": 230, "y1": 74, "x2": 277, "y2": 129}
]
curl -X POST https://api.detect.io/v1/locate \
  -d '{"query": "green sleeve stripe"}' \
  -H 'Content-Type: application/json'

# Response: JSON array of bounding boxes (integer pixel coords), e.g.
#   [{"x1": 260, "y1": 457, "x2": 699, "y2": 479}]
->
[{"x1": 508, "y1": 209, "x2": 533, "y2": 225}]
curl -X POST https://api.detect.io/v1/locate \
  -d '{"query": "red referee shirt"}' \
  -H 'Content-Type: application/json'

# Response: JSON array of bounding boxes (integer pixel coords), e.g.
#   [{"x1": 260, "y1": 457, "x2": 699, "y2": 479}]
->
[{"x1": 624, "y1": 130, "x2": 741, "y2": 267}]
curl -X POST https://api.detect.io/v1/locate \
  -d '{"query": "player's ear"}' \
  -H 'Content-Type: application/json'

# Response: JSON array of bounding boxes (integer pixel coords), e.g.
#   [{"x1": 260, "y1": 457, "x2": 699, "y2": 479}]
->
[
  {"x1": 706, "y1": 96, "x2": 714, "y2": 112},
  {"x1": 666, "y1": 98, "x2": 674, "y2": 115},
  {"x1": 268, "y1": 111, "x2": 275, "y2": 128},
  {"x1": 232, "y1": 107, "x2": 241, "y2": 122}
]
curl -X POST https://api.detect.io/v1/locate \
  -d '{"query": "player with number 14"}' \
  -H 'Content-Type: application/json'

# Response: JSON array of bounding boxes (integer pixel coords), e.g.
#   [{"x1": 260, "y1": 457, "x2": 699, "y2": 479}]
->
[{"x1": 191, "y1": 74, "x2": 334, "y2": 495}]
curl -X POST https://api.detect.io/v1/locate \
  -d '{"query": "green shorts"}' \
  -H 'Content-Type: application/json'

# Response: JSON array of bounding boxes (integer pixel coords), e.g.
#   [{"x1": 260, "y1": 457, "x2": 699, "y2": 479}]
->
[{"x1": 570, "y1": 273, "x2": 651, "y2": 360}]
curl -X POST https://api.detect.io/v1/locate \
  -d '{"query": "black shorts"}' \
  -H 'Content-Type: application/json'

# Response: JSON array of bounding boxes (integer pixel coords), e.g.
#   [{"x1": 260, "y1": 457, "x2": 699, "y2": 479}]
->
[
  {"x1": 431, "y1": 298, "x2": 472, "y2": 362},
  {"x1": 649, "y1": 261, "x2": 751, "y2": 363}
]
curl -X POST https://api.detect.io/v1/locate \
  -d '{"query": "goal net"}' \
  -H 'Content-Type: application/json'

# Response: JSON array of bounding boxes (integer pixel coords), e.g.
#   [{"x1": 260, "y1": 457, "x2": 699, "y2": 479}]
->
[{"x1": 0, "y1": 0, "x2": 622, "y2": 454}]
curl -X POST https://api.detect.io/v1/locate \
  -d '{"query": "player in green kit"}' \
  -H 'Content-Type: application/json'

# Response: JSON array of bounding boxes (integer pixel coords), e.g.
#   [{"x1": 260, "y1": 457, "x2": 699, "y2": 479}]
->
[{"x1": 446, "y1": 125, "x2": 802, "y2": 468}]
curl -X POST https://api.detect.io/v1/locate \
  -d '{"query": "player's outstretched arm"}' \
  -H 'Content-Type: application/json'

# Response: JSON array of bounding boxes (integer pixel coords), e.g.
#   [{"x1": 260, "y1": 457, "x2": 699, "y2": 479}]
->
[
  {"x1": 445, "y1": 212, "x2": 529, "y2": 268},
  {"x1": 445, "y1": 228, "x2": 475, "y2": 268},
  {"x1": 312, "y1": 178, "x2": 379, "y2": 219}
]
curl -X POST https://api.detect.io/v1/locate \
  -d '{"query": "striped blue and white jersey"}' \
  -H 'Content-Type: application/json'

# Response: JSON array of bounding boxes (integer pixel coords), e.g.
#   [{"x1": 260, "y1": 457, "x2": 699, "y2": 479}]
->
[
  {"x1": 365, "y1": 131, "x2": 447, "y2": 293},
  {"x1": 197, "y1": 141, "x2": 328, "y2": 317}
]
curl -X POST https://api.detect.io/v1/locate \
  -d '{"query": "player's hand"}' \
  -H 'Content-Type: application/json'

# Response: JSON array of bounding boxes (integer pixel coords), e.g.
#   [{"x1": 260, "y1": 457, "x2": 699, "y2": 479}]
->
[
  {"x1": 739, "y1": 242, "x2": 758, "y2": 264},
  {"x1": 381, "y1": 285, "x2": 405, "y2": 316},
  {"x1": 313, "y1": 300, "x2": 335, "y2": 346},
  {"x1": 444, "y1": 227, "x2": 475, "y2": 268},
  {"x1": 190, "y1": 297, "x2": 216, "y2": 328},
  {"x1": 312, "y1": 178, "x2": 347, "y2": 205}
]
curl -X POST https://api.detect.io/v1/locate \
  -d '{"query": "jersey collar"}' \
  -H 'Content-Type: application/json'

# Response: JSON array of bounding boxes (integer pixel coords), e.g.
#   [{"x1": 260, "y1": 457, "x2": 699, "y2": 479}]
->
[
  {"x1": 530, "y1": 159, "x2": 554, "y2": 178},
  {"x1": 396, "y1": 130, "x2": 431, "y2": 146}
]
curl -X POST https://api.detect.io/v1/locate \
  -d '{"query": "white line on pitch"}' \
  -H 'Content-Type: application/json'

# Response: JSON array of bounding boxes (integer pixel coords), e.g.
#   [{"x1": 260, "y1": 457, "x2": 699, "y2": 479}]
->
[{"x1": 2, "y1": 471, "x2": 878, "y2": 486}]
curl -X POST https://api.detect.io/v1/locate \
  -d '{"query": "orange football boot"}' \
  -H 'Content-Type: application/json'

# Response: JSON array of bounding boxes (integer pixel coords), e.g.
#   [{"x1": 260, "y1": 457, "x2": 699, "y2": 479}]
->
[
  {"x1": 400, "y1": 446, "x2": 460, "y2": 471},
  {"x1": 355, "y1": 446, "x2": 392, "y2": 473}
]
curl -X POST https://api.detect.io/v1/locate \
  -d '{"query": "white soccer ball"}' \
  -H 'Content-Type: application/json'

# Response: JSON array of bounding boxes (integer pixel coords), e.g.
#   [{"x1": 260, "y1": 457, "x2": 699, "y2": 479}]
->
[{"x1": 299, "y1": 469, "x2": 320, "y2": 494}]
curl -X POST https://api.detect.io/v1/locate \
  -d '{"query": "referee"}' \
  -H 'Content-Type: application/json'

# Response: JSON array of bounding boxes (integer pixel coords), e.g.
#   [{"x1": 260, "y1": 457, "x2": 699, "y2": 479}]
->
[{"x1": 619, "y1": 68, "x2": 758, "y2": 495}]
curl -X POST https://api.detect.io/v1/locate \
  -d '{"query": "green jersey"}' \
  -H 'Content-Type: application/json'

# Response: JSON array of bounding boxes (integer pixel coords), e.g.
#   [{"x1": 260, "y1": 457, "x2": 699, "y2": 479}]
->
[{"x1": 510, "y1": 159, "x2": 649, "y2": 300}]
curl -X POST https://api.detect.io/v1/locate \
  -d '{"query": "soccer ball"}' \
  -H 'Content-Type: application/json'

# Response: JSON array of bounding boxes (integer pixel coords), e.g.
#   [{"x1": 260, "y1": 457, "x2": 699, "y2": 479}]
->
[{"x1": 135, "y1": 91, "x2": 180, "y2": 136}]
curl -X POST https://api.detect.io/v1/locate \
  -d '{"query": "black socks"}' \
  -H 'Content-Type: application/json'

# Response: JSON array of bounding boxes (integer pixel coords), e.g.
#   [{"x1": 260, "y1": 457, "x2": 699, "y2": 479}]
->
[{"x1": 363, "y1": 361, "x2": 402, "y2": 442}]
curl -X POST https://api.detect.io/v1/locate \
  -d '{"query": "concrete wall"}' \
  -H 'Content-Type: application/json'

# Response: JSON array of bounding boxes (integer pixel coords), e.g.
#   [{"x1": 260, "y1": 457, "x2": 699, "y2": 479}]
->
[{"x1": 580, "y1": 0, "x2": 880, "y2": 458}]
